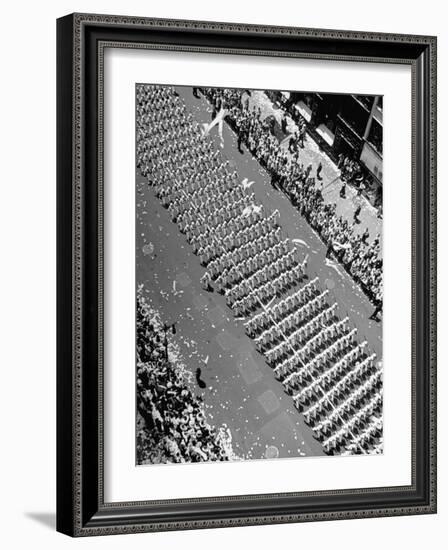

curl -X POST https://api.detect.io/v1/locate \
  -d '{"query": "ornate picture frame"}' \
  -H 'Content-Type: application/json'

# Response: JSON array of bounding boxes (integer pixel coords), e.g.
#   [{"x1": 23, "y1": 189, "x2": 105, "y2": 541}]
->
[{"x1": 57, "y1": 13, "x2": 437, "y2": 536}]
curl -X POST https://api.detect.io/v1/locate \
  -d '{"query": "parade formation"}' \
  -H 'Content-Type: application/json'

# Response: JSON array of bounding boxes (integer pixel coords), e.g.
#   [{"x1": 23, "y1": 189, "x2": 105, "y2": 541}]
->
[
  {"x1": 136, "y1": 83, "x2": 383, "y2": 462},
  {"x1": 202, "y1": 87, "x2": 383, "y2": 313}
]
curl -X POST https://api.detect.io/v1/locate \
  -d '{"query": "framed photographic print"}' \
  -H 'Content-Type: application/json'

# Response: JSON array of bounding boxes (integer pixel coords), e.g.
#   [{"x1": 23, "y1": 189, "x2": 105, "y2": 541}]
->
[{"x1": 56, "y1": 13, "x2": 437, "y2": 536}]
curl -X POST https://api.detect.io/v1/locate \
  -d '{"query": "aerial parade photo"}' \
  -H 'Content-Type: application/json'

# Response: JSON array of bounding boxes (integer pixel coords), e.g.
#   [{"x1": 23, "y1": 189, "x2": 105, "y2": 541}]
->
[{"x1": 135, "y1": 84, "x2": 383, "y2": 465}]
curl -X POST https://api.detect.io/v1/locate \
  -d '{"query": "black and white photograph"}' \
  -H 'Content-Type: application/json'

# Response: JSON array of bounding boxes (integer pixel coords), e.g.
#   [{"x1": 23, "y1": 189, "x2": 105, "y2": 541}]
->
[
  {"x1": 0, "y1": 1, "x2": 441, "y2": 545},
  {"x1": 135, "y1": 84, "x2": 384, "y2": 465}
]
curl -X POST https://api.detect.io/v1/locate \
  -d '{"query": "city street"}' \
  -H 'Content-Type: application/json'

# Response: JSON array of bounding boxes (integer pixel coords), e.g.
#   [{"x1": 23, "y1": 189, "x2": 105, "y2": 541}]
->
[
  {"x1": 246, "y1": 91, "x2": 382, "y2": 250},
  {"x1": 136, "y1": 86, "x2": 382, "y2": 462}
]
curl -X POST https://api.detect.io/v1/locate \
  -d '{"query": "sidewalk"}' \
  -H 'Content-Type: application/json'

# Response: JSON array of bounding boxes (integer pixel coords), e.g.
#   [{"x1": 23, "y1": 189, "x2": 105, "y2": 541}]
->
[{"x1": 246, "y1": 91, "x2": 382, "y2": 251}]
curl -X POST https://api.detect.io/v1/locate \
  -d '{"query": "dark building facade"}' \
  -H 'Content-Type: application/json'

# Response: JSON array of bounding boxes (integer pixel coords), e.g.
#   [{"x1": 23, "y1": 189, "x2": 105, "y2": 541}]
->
[{"x1": 282, "y1": 91, "x2": 383, "y2": 187}]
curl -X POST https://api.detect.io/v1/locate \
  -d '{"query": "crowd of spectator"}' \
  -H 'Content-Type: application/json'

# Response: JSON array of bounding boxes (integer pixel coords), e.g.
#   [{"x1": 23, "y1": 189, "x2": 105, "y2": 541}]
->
[
  {"x1": 201, "y1": 88, "x2": 382, "y2": 312},
  {"x1": 136, "y1": 286, "x2": 235, "y2": 464}
]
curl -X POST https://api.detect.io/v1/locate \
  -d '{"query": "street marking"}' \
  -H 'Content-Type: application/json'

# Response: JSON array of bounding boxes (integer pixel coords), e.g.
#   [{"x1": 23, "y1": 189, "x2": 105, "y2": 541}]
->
[
  {"x1": 207, "y1": 305, "x2": 227, "y2": 327},
  {"x1": 216, "y1": 330, "x2": 240, "y2": 351},
  {"x1": 237, "y1": 351, "x2": 263, "y2": 385},
  {"x1": 257, "y1": 390, "x2": 280, "y2": 415},
  {"x1": 193, "y1": 294, "x2": 208, "y2": 310},
  {"x1": 176, "y1": 271, "x2": 192, "y2": 288}
]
